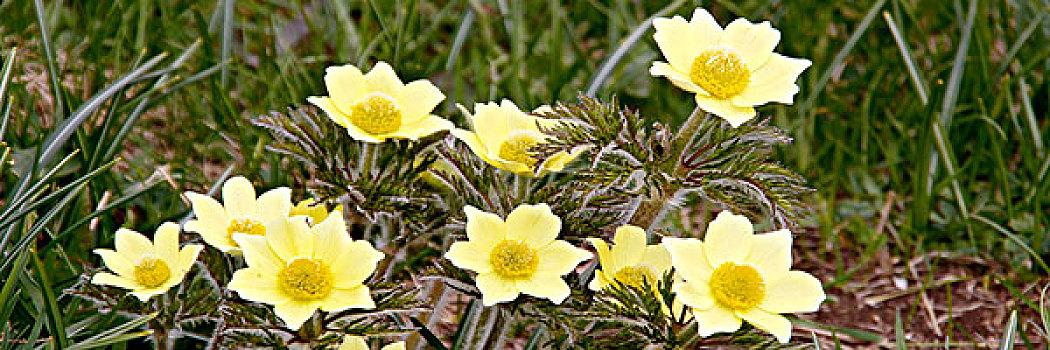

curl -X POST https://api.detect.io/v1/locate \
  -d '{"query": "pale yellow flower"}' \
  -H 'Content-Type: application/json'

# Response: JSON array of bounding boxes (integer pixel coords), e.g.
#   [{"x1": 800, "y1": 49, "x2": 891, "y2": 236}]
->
[
  {"x1": 586, "y1": 225, "x2": 671, "y2": 291},
  {"x1": 184, "y1": 176, "x2": 292, "y2": 253},
  {"x1": 445, "y1": 204, "x2": 592, "y2": 306},
  {"x1": 337, "y1": 335, "x2": 405, "y2": 350},
  {"x1": 290, "y1": 199, "x2": 342, "y2": 225},
  {"x1": 227, "y1": 211, "x2": 383, "y2": 330},
  {"x1": 662, "y1": 211, "x2": 825, "y2": 343},
  {"x1": 451, "y1": 100, "x2": 581, "y2": 176},
  {"x1": 91, "y1": 223, "x2": 203, "y2": 301},
  {"x1": 307, "y1": 62, "x2": 453, "y2": 143},
  {"x1": 650, "y1": 8, "x2": 811, "y2": 127}
]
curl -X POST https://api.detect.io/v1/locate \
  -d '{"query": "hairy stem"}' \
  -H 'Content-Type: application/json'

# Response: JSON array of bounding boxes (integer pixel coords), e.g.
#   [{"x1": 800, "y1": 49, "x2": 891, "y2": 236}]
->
[{"x1": 670, "y1": 105, "x2": 705, "y2": 157}]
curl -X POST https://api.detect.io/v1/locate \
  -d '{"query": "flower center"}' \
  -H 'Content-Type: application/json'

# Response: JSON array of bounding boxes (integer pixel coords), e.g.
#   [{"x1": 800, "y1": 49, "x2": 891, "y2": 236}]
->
[
  {"x1": 612, "y1": 266, "x2": 657, "y2": 289},
  {"x1": 489, "y1": 240, "x2": 538, "y2": 279},
  {"x1": 349, "y1": 92, "x2": 402, "y2": 135},
  {"x1": 227, "y1": 218, "x2": 266, "y2": 243},
  {"x1": 278, "y1": 258, "x2": 334, "y2": 301},
  {"x1": 497, "y1": 132, "x2": 543, "y2": 167},
  {"x1": 709, "y1": 262, "x2": 766, "y2": 310},
  {"x1": 134, "y1": 256, "x2": 171, "y2": 288},
  {"x1": 689, "y1": 48, "x2": 751, "y2": 99}
]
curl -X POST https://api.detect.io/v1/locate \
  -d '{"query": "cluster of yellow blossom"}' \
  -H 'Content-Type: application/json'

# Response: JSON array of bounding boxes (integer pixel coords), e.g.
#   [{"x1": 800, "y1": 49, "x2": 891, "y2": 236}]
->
[
  {"x1": 95, "y1": 176, "x2": 381, "y2": 331},
  {"x1": 90, "y1": 7, "x2": 822, "y2": 346}
]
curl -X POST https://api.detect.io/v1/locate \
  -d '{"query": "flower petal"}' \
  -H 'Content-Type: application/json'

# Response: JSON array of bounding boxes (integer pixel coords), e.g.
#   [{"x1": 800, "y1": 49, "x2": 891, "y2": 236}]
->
[
  {"x1": 611, "y1": 225, "x2": 647, "y2": 271},
  {"x1": 266, "y1": 217, "x2": 314, "y2": 262},
  {"x1": 693, "y1": 305, "x2": 742, "y2": 337},
  {"x1": 338, "y1": 336, "x2": 368, "y2": 350},
  {"x1": 588, "y1": 269, "x2": 613, "y2": 291},
  {"x1": 446, "y1": 241, "x2": 493, "y2": 274},
  {"x1": 130, "y1": 288, "x2": 167, "y2": 302},
  {"x1": 222, "y1": 176, "x2": 257, "y2": 218},
  {"x1": 738, "y1": 308, "x2": 792, "y2": 343},
  {"x1": 115, "y1": 228, "x2": 153, "y2": 258},
  {"x1": 641, "y1": 244, "x2": 673, "y2": 275},
  {"x1": 311, "y1": 210, "x2": 350, "y2": 263},
  {"x1": 695, "y1": 95, "x2": 756, "y2": 128},
  {"x1": 153, "y1": 222, "x2": 181, "y2": 266},
  {"x1": 505, "y1": 203, "x2": 560, "y2": 248},
  {"x1": 233, "y1": 233, "x2": 284, "y2": 274},
  {"x1": 380, "y1": 342, "x2": 406, "y2": 350},
  {"x1": 703, "y1": 211, "x2": 754, "y2": 267},
  {"x1": 451, "y1": 129, "x2": 495, "y2": 165},
  {"x1": 274, "y1": 300, "x2": 322, "y2": 330},
  {"x1": 661, "y1": 238, "x2": 713, "y2": 284},
  {"x1": 343, "y1": 122, "x2": 385, "y2": 143},
  {"x1": 475, "y1": 273, "x2": 519, "y2": 306},
  {"x1": 322, "y1": 285, "x2": 375, "y2": 311},
  {"x1": 464, "y1": 205, "x2": 506, "y2": 251},
  {"x1": 331, "y1": 241, "x2": 384, "y2": 288},
  {"x1": 721, "y1": 19, "x2": 780, "y2": 69},
  {"x1": 653, "y1": 8, "x2": 722, "y2": 73},
  {"x1": 586, "y1": 237, "x2": 614, "y2": 275},
  {"x1": 179, "y1": 244, "x2": 204, "y2": 272},
  {"x1": 732, "y1": 53, "x2": 811, "y2": 107},
  {"x1": 468, "y1": 102, "x2": 514, "y2": 150},
  {"x1": 364, "y1": 62, "x2": 404, "y2": 97},
  {"x1": 308, "y1": 96, "x2": 351, "y2": 127},
  {"x1": 759, "y1": 271, "x2": 825, "y2": 313},
  {"x1": 91, "y1": 272, "x2": 140, "y2": 290},
  {"x1": 516, "y1": 274, "x2": 571, "y2": 304},
  {"x1": 650, "y1": 62, "x2": 706, "y2": 94},
  {"x1": 535, "y1": 241, "x2": 591, "y2": 275},
  {"x1": 228, "y1": 268, "x2": 285, "y2": 304},
  {"x1": 94, "y1": 249, "x2": 135, "y2": 278},
  {"x1": 672, "y1": 279, "x2": 715, "y2": 310},
  {"x1": 390, "y1": 115, "x2": 453, "y2": 140},
  {"x1": 397, "y1": 80, "x2": 445, "y2": 124},
  {"x1": 256, "y1": 187, "x2": 292, "y2": 222},
  {"x1": 746, "y1": 229, "x2": 792, "y2": 279},
  {"x1": 183, "y1": 192, "x2": 230, "y2": 249},
  {"x1": 324, "y1": 64, "x2": 367, "y2": 113}
]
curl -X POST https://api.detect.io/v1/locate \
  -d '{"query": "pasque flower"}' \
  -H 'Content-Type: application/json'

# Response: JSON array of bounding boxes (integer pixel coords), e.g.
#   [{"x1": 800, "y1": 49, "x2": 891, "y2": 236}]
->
[
  {"x1": 451, "y1": 100, "x2": 580, "y2": 176},
  {"x1": 650, "y1": 8, "x2": 811, "y2": 127},
  {"x1": 662, "y1": 211, "x2": 824, "y2": 343},
  {"x1": 338, "y1": 335, "x2": 405, "y2": 350},
  {"x1": 91, "y1": 223, "x2": 203, "y2": 301},
  {"x1": 227, "y1": 211, "x2": 383, "y2": 330},
  {"x1": 184, "y1": 176, "x2": 291, "y2": 253},
  {"x1": 586, "y1": 225, "x2": 671, "y2": 291},
  {"x1": 289, "y1": 198, "x2": 342, "y2": 225},
  {"x1": 308, "y1": 62, "x2": 453, "y2": 143},
  {"x1": 445, "y1": 204, "x2": 592, "y2": 306}
]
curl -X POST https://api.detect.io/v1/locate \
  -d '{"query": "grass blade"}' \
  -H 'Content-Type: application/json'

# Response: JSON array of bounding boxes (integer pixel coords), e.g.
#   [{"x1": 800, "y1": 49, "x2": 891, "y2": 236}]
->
[
  {"x1": 882, "y1": 11, "x2": 928, "y2": 105},
  {"x1": 1000, "y1": 310, "x2": 1017, "y2": 350},
  {"x1": 584, "y1": 0, "x2": 686, "y2": 97},
  {"x1": 802, "y1": 0, "x2": 886, "y2": 109}
]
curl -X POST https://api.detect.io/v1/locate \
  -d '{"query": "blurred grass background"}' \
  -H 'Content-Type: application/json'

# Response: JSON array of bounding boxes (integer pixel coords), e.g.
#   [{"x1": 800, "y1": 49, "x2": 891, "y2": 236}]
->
[{"x1": 0, "y1": 0, "x2": 1048, "y2": 346}]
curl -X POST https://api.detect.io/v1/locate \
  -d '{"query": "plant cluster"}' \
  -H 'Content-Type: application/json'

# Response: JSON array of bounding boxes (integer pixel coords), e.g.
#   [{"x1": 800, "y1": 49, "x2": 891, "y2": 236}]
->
[{"x1": 68, "y1": 7, "x2": 827, "y2": 349}]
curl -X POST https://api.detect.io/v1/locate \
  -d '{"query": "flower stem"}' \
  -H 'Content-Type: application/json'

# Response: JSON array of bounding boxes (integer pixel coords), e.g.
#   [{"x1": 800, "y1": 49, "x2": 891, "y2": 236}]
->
[{"x1": 670, "y1": 105, "x2": 705, "y2": 157}]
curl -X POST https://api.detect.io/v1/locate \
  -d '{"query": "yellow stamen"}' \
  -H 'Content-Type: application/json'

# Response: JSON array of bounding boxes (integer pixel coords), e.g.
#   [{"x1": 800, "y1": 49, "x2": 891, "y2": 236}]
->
[
  {"x1": 490, "y1": 240, "x2": 538, "y2": 279},
  {"x1": 613, "y1": 266, "x2": 657, "y2": 289},
  {"x1": 709, "y1": 262, "x2": 766, "y2": 310},
  {"x1": 227, "y1": 218, "x2": 266, "y2": 243},
  {"x1": 690, "y1": 49, "x2": 751, "y2": 98},
  {"x1": 134, "y1": 256, "x2": 171, "y2": 288},
  {"x1": 349, "y1": 93, "x2": 402, "y2": 135},
  {"x1": 278, "y1": 258, "x2": 334, "y2": 300},
  {"x1": 497, "y1": 132, "x2": 543, "y2": 167}
]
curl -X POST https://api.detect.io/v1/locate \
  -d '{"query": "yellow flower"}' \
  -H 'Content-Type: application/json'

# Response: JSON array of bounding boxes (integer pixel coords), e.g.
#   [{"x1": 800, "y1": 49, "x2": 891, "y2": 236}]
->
[
  {"x1": 290, "y1": 199, "x2": 342, "y2": 225},
  {"x1": 662, "y1": 211, "x2": 824, "y2": 343},
  {"x1": 451, "y1": 100, "x2": 581, "y2": 176},
  {"x1": 91, "y1": 223, "x2": 203, "y2": 301},
  {"x1": 445, "y1": 204, "x2": 592, "y2": 306},
  {"x1": 337, "y1": 335, "x2": 405, "y2": 350},
  {"x1": 307, "y1": 62, "x2": 453, "y2": 143},
  {"x1": 184, "y1": 176, "x2": 292, "y2": 253},
  {"x1": 586, "y1": 225, "x2": 671, "y2": 291},
  {"x1": 650, "y1": 8, "x2": 811, "y2": 127},
  {"x1": 227, "y1": 211, "x2": 383, "y2": 330}
]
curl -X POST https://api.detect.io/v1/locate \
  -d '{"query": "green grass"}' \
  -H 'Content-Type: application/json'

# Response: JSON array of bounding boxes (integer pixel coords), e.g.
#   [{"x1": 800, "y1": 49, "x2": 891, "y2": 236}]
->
[{"x1": 0, "y1": 0, "x2": 1047, "y2": 347}]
